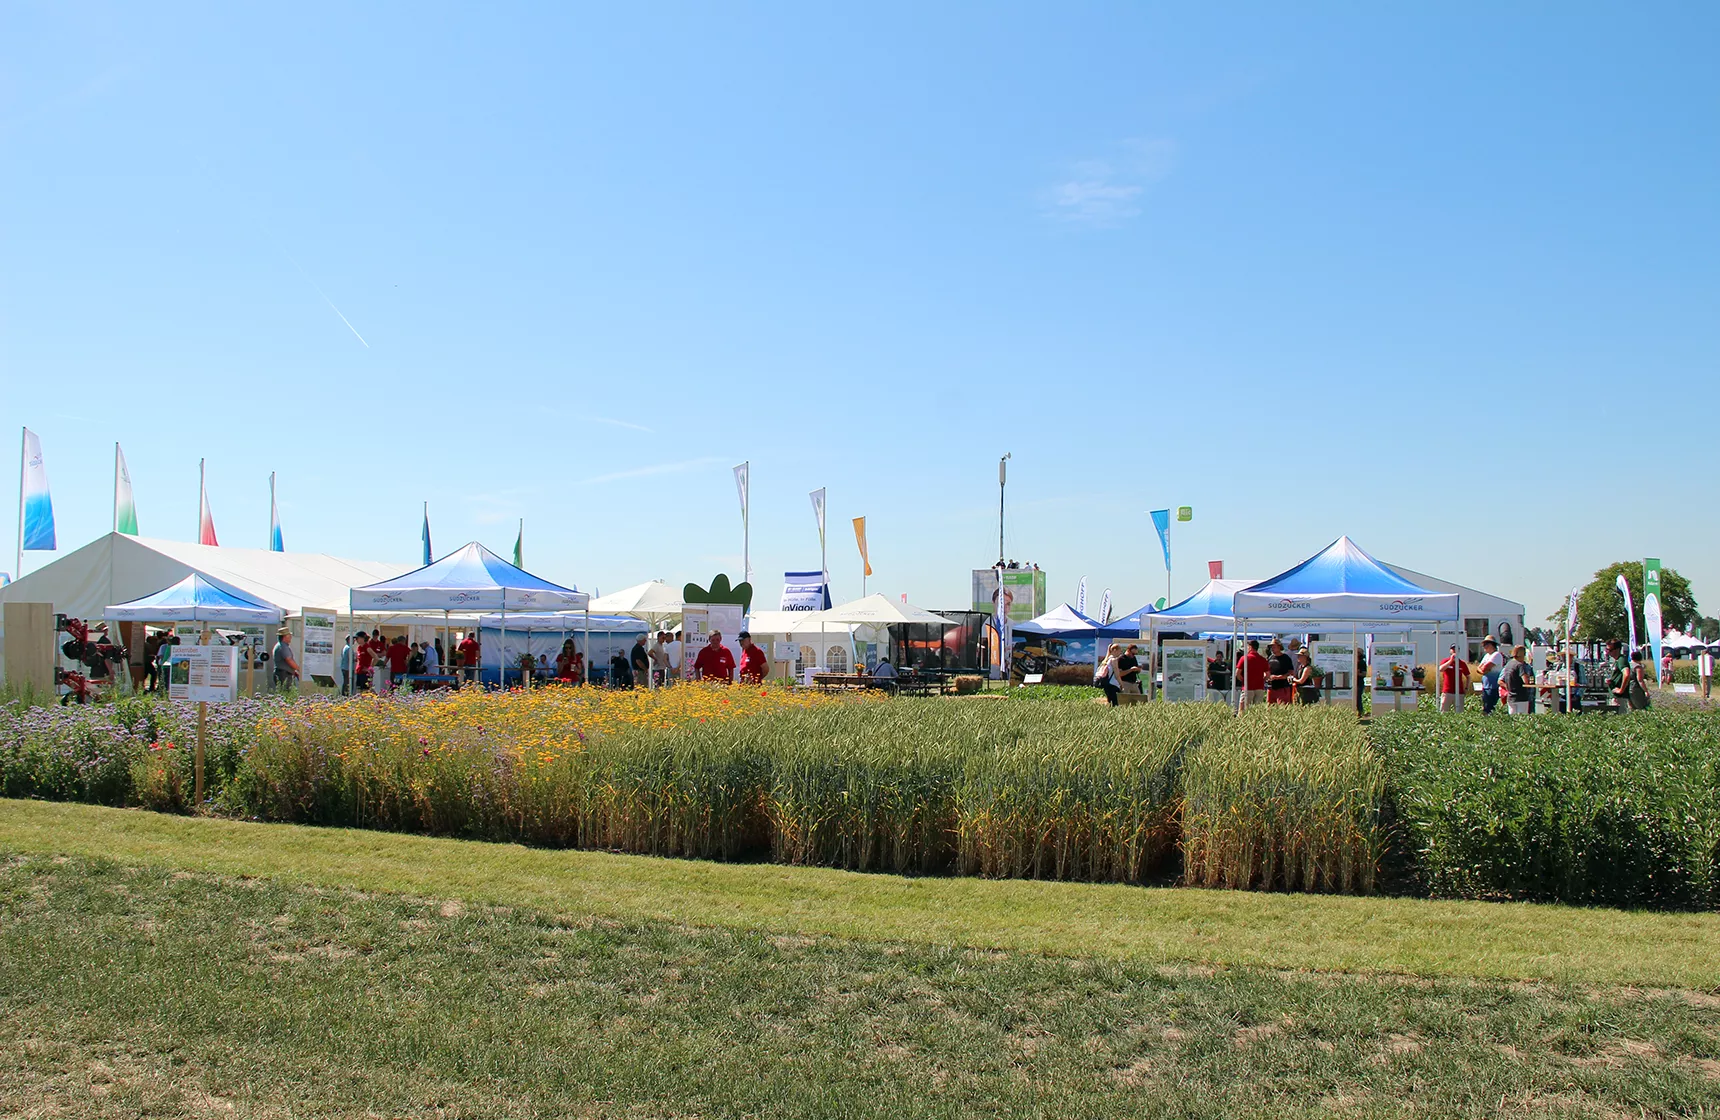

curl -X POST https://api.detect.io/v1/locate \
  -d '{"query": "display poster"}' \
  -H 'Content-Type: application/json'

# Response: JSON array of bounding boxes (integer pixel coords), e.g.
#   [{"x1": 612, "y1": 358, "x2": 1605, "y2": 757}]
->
[
  {"x1": 1370, "y1": 643, "x2": 1418, "y2": 712},
  {"x1": 168, "y1": 644, "x2": 236, "y2": 703},
  {"x1": 1311, "y1": 640, "x2": 1356, "y2": 703},
  {"x1": 1161, "y1": 641, "x2": 1208, "y2": 703},
  {"x1": 773, "y1": 640, "x2": 801, "y2": 663},
  {"x1": 972, "y1": 568, "x2": 1047, "y2": 624},
  {"x1": 301, "y1": 609, "x2": 337, "y2": 680}
]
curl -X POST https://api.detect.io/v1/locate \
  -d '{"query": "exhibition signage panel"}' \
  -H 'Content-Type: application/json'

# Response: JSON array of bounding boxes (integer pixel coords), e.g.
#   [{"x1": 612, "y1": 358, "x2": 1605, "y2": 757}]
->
[
  {"x1": 971, "y1": 569, "x2": 1046, "y2": 624},
  {"x1": 681, "y1": 604, "x2": 745, "y2": 678},
  {"x1": 1644, "y1": 558, "x2": 1664, "y2": 683},
  {"x1": 1161, "y1": 641, "x2": 1207, "y2": 703},
  {"x1": 1311, "y1": 640, "x2": 1356, "y2": 702},
  {"x1": 1369, "y1": 643, "x2": 1418, "y2": 712},
  {"x1": 302, "y1": 609, "x2": 337, "y2": 679},
  {"x1": 780, "y1": 571, "x2": 829, "y2": 612},
  {"x1": 168, "y1": 644, "x2": 236, "y2": 704}
]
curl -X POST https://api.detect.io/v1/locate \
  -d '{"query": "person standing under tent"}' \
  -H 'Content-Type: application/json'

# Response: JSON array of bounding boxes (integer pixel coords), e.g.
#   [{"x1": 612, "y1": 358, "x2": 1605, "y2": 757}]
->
[
  {"x1": 737, "y1": 632, "x2": 768, "y2": 685},
  {"x1": 339, "y1": 634, "x2": 354, "y2": 696},
  {"x1": 693, "y1": 630, "x2": 736, "y2": 682},
  {"x1": 1699, "y1": 647, "x2": 1715, "y2": 699},
  {"x1": 144, "y1": 630, "x2": 164, "y2": 693},
  {"x1": 666, "y1": 630, "x2": 685, "y2": 683},
  {"x1": 630, "y1": 635, "x2": 652, "y2": 690},
  {"x1": 1437, "y1": 646, "x2": 1470, "y2": 712},
  {"x1": 1477, "y1": 637, "x2": 1504, "y2": 714},
  {"x1": 422, "y1": 636, "x2": 440, "y2": 678},
  {"x1": 650, "y1": 632, "x2": 671, "y2": 687},
  {"x1": 1117, "y1": 644, "x2": 1143, "y2": 696},
  {"x1": 355, "y1": 634, "x2": 374, "y2": 692},
  {"x1": 1501, "y1": 645, "x2": 1534, "y2": 715},
  {"x1": 272, "y1": 629, "x2": 301, "y2": 691},
  {"x1": 1292, "y1": 650, "x2": 1322, "y2": 705},
  {"x1": 1235, "y1": 640, "x2": 1268, "y2": 708},
  {"x1": 1265, "y1": 640, "x2": 1295, "y2": 705},
  {"x1": 458, "y1": 632, "x2": 480, "y2": 686},
  {"x1": 555, "y1": 639, "x2": 579, "y2": 682}
]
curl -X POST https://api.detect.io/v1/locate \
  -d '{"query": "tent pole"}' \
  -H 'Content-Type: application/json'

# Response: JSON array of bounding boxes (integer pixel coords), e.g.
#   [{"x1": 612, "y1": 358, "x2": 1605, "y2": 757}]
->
[
  {"x1": 584, "y1": 606, "x2": 591, "y2": 685},
  {"x1": 500, "y1": 604, "x2": 506, "y2": 691}
]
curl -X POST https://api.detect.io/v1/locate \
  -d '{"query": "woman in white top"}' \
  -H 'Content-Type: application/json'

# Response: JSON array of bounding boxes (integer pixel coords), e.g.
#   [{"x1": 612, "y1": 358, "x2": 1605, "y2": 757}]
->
[{"x1": 1096, "y1": 643, "x2": 1123, "y2": 707}]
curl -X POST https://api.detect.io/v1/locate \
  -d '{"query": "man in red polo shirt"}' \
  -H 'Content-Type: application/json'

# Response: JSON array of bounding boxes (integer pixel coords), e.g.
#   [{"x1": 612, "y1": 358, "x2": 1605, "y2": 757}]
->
[
  {"x1": 1438, "y1": 645, "x2": 1471, "y2": 713},
  {"x1": 457, "y1": 633, "x2": 480, "y2": 685},
  {"x1": 386, "y1": 636, "x2": 411, "y2": 692},
  {"x1": 737, "y1": 631, "x2": 768, "y2": 685},
  {"x1": 693, "y1": 630, "x2": 736, "y2": 682},
  {"x1": 1235, "y1": 639, "x2": 1269, "y2": 709}
]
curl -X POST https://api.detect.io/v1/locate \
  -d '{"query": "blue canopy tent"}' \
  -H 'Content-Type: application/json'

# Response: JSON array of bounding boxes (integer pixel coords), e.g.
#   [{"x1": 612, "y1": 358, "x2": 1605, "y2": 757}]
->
[
  {"x1": 350, "y1": 542, "x2": 590, "y2": 686},
  {"x1": 1012, "y1": 603, "x2": 1136, "y2": 639},
  {"x1": 106, "y1": 573, "x2": 285, "y2": 625},
  {"x1": 1011, "y1": 604, "x2": 1138, "y2": 681},
  {"x1": 1229, "y1": 536, "x2": 1459, "y2": 709}
]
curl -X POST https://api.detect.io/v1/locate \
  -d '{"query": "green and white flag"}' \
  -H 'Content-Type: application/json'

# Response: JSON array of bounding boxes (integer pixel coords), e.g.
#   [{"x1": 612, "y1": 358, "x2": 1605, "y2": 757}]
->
[
  {"x1": 1644, "y1": 558, "x2": 1663, "y2": 682},
  {"x1": 513, "y1": 519, "x2": 523, "y2": 569},
  {"x1": 113, "y1": 443, "x2": 139, "y2": 535}
]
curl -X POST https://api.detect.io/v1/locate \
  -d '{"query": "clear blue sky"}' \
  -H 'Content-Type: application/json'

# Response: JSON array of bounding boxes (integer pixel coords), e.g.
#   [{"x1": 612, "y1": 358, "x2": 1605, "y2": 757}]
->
[{"x1": 4, "y1": 2, "x2": 1716, "y2": 624}]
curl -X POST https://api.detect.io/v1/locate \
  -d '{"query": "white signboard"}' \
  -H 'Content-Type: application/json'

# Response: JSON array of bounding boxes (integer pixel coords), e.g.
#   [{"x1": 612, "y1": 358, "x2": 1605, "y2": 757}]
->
[
  {"x1": 301, "y1": 609, "x2": 337, "y2": 679},
  {"x1": 1370, "y1": 642, "x2": 1418, "y2": 712},
  {"x1": 168, "y1": 644, "x2": 236, "y2": 703},
  {"x1": 1161, "y1": 641, "x2": 1208, "y2": 703},
  {"x1": 1311, "y1": 640, "x2": 1355, "y2": 703}
]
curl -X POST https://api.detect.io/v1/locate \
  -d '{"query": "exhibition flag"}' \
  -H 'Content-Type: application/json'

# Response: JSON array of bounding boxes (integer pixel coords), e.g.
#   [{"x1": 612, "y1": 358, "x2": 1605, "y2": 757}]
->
[
  {"x1": 733, "y1": 463, "x2": 749, "y2": 521},
  {"x1": 513, "y1": 520, "x2": 523, "y2": 568},
  {"x1": 1099, "y1": 589, "x2": 1113, "y2": 625},
  {"x1": 197, "y1": 458, "x2": 219, "y2": 546},
  {"x1": 1566, "y1": 587, "x2": 1580, "y2": 638},
  {"x1": 733, "y1": 462, "x2": 750, "y2": 582},
  {"x1": 268, "y1": 472, "x2": 284, "y2": 552},
  {"x1": 1209, "y1": 560, "x2": 1224, "y2": 580},
  {"x1": 1149, "y1": 509, "x2": 1171, "y2": 570},
  {"x1": 1644, "y1": 558, "x2": 1664, "y2": 682},
  {"x1": 113, "y1": 443, "x2": 138, "y2": 536},
  {"x1": 1076, "y1": 577, "x2": 1088, "y2": 617},
  {"x1": 1616, "y1": 573, "x2": 1637, "y2": 653},
  {"x1": 421, "y1": 503, "x2": 432, "y2": 565},
  {"x1": 809, "y1": 488, "x2": 826, "y2": 551},
  {"x1": 852, "y1": 517, "x2": 872, "y2": 578},
  {"x1": 19, "y1": 428, "x2": 56, "y2": 554}
]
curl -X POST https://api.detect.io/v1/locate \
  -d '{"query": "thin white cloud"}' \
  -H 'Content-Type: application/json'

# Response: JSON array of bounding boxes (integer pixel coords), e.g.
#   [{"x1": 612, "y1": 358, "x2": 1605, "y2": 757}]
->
[
  {"x1": 1044, "y1": 139, "x2": 1177, "y2": 228},
  {"x1": 577, "y1": 457, "x2": 724, "y2": 486},
  {"x1": 590, "y1": 416, "x2": 654, "y2": 433}
]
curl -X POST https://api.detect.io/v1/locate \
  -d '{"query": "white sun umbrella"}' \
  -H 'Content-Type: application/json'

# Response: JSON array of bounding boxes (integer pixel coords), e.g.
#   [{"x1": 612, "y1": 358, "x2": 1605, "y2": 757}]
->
[{"x1": 588, "y1": 580, "x2": 685, "y2": 625}]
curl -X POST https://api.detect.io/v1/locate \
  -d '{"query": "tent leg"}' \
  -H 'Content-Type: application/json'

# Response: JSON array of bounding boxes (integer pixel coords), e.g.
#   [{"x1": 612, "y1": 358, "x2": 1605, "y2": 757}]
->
[{"x1": 584, "y1": 608, "x2": 591, "y2": 685}]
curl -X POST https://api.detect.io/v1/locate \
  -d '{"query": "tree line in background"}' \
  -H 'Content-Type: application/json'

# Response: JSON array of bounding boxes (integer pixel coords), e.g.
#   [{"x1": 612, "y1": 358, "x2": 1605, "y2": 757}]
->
[{"x1": 1547, "y1": 560, "x2": 1715, "y2": 645}]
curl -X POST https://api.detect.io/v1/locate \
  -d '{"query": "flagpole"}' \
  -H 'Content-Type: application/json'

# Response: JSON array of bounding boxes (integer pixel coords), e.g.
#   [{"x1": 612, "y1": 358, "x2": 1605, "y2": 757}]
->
[{"x1": 15, "y1": 427, "x2": 25, "y2": 580}]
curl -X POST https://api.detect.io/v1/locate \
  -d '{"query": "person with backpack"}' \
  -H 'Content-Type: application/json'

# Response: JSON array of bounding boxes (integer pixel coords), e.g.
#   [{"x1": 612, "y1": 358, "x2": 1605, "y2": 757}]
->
[
  {"x1": 1501, "y1": 645, "x2": 1534, "y2": 715},
  {"x1": 1095, "y1": 643, "x2": 1123, "y2": 706},
  {"x1": 1293, "y1": 650, "x2": 1323, "y2": 704}
]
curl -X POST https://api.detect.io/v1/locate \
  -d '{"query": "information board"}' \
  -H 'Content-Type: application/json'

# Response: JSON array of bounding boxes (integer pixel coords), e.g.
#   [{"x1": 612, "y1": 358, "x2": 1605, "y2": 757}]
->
[
  {"x1": 301, "y1": 609, "x2": 337, "y2": 679},
  {"x1": 168, "y1": 644, "x2": 236, "y2": 703},
  {"x1": 1311, "y1": 640, "x2": 1356, "y2": 703},
  {"x1": 1370, "y1": 642, "x2": 1418, "y2": 713},
  {"x1": 1161, "y1": 641, "x2": 1208, "y2": 703}
]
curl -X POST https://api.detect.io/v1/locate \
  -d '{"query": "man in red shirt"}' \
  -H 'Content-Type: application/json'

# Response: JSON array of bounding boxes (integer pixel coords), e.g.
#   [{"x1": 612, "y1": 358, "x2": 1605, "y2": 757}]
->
[
  {"x1": 386, "y1": 636, "x2": 411, "y2": 692},
  {"x1": 356, "y1": 635, "x2": 375, "y2": 692},
  {"x1": 1235, "y1": 639, "x2": 1269, "y2": 709},
  {"x1": 457, "y1": 634, "x2": 480, "y2": 685},
  {"x1": 737, "y1": 631, "x2": 768, "y2": 685},
  {"x1": 1438, "y1": 645, "x2": 1470, "y2": 713},
  {"x1": 693, "y1": 630, "x2": 736, "y2": 682}
]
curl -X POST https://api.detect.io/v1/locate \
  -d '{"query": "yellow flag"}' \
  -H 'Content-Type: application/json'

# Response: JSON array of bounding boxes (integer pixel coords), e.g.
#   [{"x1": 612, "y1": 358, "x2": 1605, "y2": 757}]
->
[{"x1": 852, "y1": 517, "x2": 872, "y2": 577}]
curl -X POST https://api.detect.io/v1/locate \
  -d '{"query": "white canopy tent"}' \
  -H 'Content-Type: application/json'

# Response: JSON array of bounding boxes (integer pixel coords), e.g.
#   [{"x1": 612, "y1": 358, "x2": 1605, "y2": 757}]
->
[{"x1": 588, "y1": 581, "x2": 685, "y2": 620}]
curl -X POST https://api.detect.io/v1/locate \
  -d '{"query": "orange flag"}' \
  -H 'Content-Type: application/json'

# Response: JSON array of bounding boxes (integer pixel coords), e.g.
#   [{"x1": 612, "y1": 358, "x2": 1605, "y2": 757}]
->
[{"x1": 852, "y1": 517, "x2": 872, "y2": 577}]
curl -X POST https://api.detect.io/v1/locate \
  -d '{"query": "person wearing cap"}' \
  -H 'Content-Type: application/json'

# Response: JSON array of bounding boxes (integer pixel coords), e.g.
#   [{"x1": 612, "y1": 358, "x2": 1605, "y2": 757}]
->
[
  {"x1": 693, "y1": 630, "x2": 736, "y2": 682},
  {"x1": 271, "y1": 628, "x2": 300, "y2": 690},
  {"x1": 1477, "y1": 636, "x2": 1504, "y2": 714},
  {"x1": 737, "y1": 631, "x2": 768, "y2": 684}
]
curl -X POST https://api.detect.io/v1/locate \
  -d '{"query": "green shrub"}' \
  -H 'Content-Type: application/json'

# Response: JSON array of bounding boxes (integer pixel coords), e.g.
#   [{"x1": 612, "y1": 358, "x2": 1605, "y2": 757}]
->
[{"x1": 1372, "y1": 711, "x2": 1720, "y2": 908}]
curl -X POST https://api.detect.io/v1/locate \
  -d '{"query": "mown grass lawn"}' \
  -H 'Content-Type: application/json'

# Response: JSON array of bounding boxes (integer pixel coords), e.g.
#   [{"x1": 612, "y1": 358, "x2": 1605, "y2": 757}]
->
[{"x1": 3, "y1": 801, "x2": 1720, "y2": 1118}]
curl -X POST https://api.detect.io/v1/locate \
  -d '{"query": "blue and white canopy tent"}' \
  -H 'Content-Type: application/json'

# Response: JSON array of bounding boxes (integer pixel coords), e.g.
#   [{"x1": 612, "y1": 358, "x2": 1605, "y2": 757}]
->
[
  {"x1": 1228, "y1": 536, "x2": 1459, "y2": 708},
  {"x1": 349, "y1": 542, "x2": 590, "y2": 684},
  {"x1": 1012, "y1": 603, "x2": 1133, "y2": 638},
  {"x1": 106, "y1": 573, "x2": 286, "y2": 625}
]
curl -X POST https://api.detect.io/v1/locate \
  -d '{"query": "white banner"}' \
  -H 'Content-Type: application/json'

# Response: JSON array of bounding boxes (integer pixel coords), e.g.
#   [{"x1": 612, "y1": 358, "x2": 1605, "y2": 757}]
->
[
  {"x1": 1161, "y1": 641, "x2": 1207, "y2": 703},
  {"x1": 301, "y1": 609, "x2": 337, "y2": 679},
  {"x1": 809, "y1": 488, "x2": 827, "y2": 549}
]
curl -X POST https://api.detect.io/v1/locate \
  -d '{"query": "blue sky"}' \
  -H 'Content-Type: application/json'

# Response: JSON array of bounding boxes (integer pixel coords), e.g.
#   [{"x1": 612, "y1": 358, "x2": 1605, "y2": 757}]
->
[{"x1": 3, "y1": 2, "x2": 1716, "y2": 623}]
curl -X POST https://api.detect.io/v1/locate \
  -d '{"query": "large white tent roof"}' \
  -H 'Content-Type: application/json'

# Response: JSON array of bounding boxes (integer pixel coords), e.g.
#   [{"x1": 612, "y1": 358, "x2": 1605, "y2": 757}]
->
[
  {"x1": 588, "y1": 580, "x2": 685, "y2": 617},
  {"x1": 819, "y1": 594, "x2": 952, "y2": 627},
  {"x1": 0, "y1": 533, "x2": 413, "y2": 623}
]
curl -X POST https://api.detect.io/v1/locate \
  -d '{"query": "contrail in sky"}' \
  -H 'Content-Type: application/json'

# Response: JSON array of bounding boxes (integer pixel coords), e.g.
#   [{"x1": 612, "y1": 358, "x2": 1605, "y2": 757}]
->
[{"x1": 282, "y1": 251, "x2": 369, "y2": 348}]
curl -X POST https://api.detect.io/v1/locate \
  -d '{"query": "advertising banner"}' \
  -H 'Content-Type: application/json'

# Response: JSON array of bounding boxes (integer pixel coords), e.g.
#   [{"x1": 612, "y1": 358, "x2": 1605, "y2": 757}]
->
[
  {"x1": 1369, "y1": 643, "x2": 1418, "y2": 712},
  {"x1": 168, "y1": 644, "x2": 236, "y2": 703},
  {"x1": 1161, "y1": 641, "x2": 1208, "y2": 703},
  {"x1": 780, "y1": 571, "x2": 830, "y2": 611},
  {"x1": 301, "y1": 609, "x2": 337, "y2": 680},
  {"x1": 972, "y1": 568, "x2": 1046, "y2": 624},
  {"x1": 1644, "y1": 558, "x2": 1664, "y2": 682},
  {"x1": 1311, "y1": 640, "x2": 1356, "y2": 702}
]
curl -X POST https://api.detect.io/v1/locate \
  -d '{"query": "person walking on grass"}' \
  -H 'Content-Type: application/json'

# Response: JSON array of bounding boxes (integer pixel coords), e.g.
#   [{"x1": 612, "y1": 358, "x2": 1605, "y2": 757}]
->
[
  {"x1": 1699, "y1": 647, "x2": 1715, "y2": 700},
  {"x1": 1117, "y1": 644, "x2": 1143, "y2": 695},
  {"x1": 1095, "y1": 643, "x2": 1123, "y2": 706},
  {"x1": 1438, "y1": 645, "x2": 1470, "y2": 713}
]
